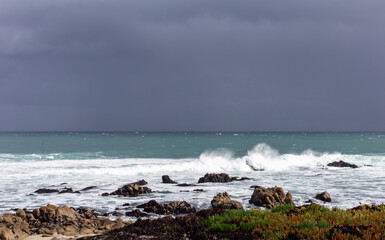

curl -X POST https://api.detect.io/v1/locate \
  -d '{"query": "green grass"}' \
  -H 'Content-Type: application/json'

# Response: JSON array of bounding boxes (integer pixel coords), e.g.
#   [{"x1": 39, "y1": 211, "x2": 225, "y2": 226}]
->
[{"x1": 204, "y1": 204, "x2": 385, "y2": 239}]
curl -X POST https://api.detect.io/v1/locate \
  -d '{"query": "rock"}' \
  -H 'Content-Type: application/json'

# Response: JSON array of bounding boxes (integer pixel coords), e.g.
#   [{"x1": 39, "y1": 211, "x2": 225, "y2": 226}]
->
[
  {"x1": 137, "y1": 200, "x2": 196, "y2": 215},
  {"x1": 34, "y1": 188, "x2": 59, "y2": 194},
  {"x1": 80, "y1": 186, "x2": 97, "y2": 191},
  {"x1": 59, "y1": 187, "x2": 80, "y2": 194},
  {"x1": 211, "y1": 192, "x2": 243, "y2": 210},
  {"x1": 315, "y1": 191, "x2": 332, "y2": 202},
  {"x1": 109, "y1": 183, "x2": 151, "y2": 197},
  {"x1": 101, "y1": 192, "x2": 109, "y2": 196},
  {"x1": 327, "y1": 160, "x2": 358, "y2": 168},
  {"x1": 193, "y1": 189, "x2": 204, "y2": 192},
  {"x1": 250, "y1": 185, "x2": 262, "y2": 189},
  {"x1": 198, "y1": 173, "x2": 232, "y2": 183},
  {"x1": 0, "y1": 204, "x2": 125, "y2": 239},
  {"x1": 249, "y1": 186, "x2": 295, "y2": 208},
  {"x1": 132, "y1": 179, "x2": 148, "y2": 186},
  {"x1": 122, "y1": 203, "x2": 130, "y2": 207},
  {"x1": 162, "y1": 175, "x2": 177, "y2": 184},
  {"x1": 177, "y1": 183, "x2": 196, "y2": 187},
  {"x1": 125, "y1": 210, "x2": 149, "y2": 217}
]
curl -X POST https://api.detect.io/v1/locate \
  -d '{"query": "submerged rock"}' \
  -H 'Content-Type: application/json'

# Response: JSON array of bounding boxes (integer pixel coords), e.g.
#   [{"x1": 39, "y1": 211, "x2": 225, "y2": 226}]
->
[
  {"x1": 58, "y1": 187, "x2": 80, "y2": 194},
  {"x1": 327, "y1": 160, "x2": 358, "y2": 168},
  {"x1": 177, "y1": 183, "x2": 196, "y2": 187},
  {"x1": 249, "y1": 186, "x2": 295, "y2": 208},
  {"x1": 34, "y1": 188, "x2": 59, "y2": 194},
  {"x1": 162, "y1": 175, "x2": 177, "y2": 184},
  {"x1": 315, "y1": 191, "x2": 332, "y2": 202},
  {"x1": 125, "y1": 210, "x2": 149, "y2": 218},
  {"x1": 211, "y1": 192, "x2": 243, "y2": 210},
  {"x1": 80, "y1": 186, "x2": 97, "y2": 191},
  {"x1": 137, "y1": 200, "x2": 196, "y2": 215}
]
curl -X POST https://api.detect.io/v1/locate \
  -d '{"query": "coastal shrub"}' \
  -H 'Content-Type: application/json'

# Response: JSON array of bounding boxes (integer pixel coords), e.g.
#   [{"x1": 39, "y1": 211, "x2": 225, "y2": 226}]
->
[
  {"x1": 204, "y1": 204, "x2": 385, "y2": 239},
  {"x1": 271, "y1": 204, "x2": 295, "y2": 213}
]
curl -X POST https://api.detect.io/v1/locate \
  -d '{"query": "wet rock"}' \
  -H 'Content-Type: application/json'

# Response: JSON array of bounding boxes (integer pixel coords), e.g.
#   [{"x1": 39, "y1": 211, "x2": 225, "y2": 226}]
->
[
  {"x1": 59, "y1": 187, "x2": 80, "y2": 194},
  {"x1": 198, "y1": 173, "x2": 232, "y2": 183},
  {"x1": 249, "y1": 186, "x2": 295, "y2": 208},
  {"x1": 101, "y1": 192, "x2": 109, "y2": 196},
  {"x1": 34, "y1": 188, "x2": 59, "y2": 194},
  {"x1": 80, "y1": 186, "x2": 97, "y2": 191},
  {"x1": 193, "y1": 189, "x2": 204, "y2": 192},
  {"x1": 137, "y1": 200, "x2": 196, "y2": 215},
  {"x1": 315, "y1": 191, "x2": 332, "y2": 202},
  {"x1": 211, "y1": 192, "x2": 243, "y2": 210},
  {"x1": 109, "y1": 183, "x2": 152, "y2": 197},
  {"x1": 250, "y1": 185, "x2": 262, "y2": 189},
  {"x1": 132, "y1": 179, "x2": 148, "y2": 186},
  {"x1": 162, "y1": 175, "x2": 177, "y2": 184},
  {"x1": 327, "y1": 160, "x2": 358, "y2": 168},
  {"x1": 122, "y1": 203, "x2": 130, "y2": 207},
  {"x1": 125, "y1": 210, "x2": 149, "y2": 218},
  {"x1": 177, "y1": 183, "x2": 196, "y2": 187}
]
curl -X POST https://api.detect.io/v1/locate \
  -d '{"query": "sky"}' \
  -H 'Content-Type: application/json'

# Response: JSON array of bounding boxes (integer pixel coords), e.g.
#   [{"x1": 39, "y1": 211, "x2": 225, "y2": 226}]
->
[{"x1": 1, "y1": 0, "x2": 385, "y2": 131}]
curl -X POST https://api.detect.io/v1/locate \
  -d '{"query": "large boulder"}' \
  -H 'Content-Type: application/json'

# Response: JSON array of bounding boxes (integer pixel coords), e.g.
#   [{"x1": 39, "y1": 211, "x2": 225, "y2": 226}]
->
[
  {"x1": 327, "y1": 160, "x2": 358, "y2": 169},
  {"x1": 249, "y1": 186, "x2": 295, "y2": 209},
  {"x1": 198, "y1": 173, "x2": 232, "y2": 183},
  {"x1": 315, "y1": 191, "x2": 332, "y2": 202},
  {"x1": 211, "y1": 192, "x2": 243, "y2": 210},
  {"x1": 108, "y1": 183, "x2": 152, "y2": 197},
  {"x1": 0, "y1": 205, "x2": 125, "y2": 239},
  {"x1": 137, "y1": 200, "x2": 196, "y2": 215},
  {"x1": 162, "y1": 175, "x2": 177, "y2": 184}
]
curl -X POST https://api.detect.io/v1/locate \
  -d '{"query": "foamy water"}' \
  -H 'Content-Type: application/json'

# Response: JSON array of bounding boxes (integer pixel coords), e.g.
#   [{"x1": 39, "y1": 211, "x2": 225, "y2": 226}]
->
[{"x1": 1, "y1": 141, "x2": 385, "y2": 220}]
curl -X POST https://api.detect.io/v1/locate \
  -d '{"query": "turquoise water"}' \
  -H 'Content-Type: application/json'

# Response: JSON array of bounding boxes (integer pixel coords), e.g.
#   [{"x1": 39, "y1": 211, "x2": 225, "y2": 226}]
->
[{"x1": 1, "y1": 132, "x2": 385, "y2": 218}]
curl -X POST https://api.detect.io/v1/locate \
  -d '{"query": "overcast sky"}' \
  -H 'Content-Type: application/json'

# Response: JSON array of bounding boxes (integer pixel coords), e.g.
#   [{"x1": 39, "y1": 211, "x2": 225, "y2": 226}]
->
[{"x1": 1, "y1": 0, "x2": 385, "y2": 131}]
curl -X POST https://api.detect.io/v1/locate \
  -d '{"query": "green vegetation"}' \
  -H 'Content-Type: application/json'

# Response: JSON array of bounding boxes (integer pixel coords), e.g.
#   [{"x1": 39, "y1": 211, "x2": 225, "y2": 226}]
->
[{"x1": 204, "y1": 204, "x2": 385, "y2": 239}]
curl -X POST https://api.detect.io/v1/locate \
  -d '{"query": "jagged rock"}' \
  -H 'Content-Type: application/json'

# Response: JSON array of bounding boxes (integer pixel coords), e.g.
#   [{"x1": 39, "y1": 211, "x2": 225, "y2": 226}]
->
[
  {"x1": 80, "y1": 186, "x2": 97, "y2": 191},
  {"x1": 249, "y1": 186, "x2": 295, "y2": 208},
  {"x1": 230, "y1": 177, "x2": 253, "y2": 181},
  {"x1": 0, "y1": 204, "x2": 125, "y2": 240},
  {"x1": 125, "y1": 210, "x2": 149, "y2": 217},
  {"x1": 315, "y1": 191, "x2": 332, "y2": 202},
  {"x1": 198, "y1": 173, "x2": 232, "y2": 183},
  {"x1": 193, "y1": 189, "x2": 204, "y2": 192},
  {"x1": 137, "y1": 200, "x2": 196, "y2": 215},
  {"x1": 211, "y1": 192, "x2": 243, "y2": 210},
  {"x1": 109, "y1": 183, "x2": 151, "y2": 197},
  {"x1": 162, "y1": 175, "x2": 177, "y2": 184},
  {"x1": 34, "y1": 188, "x2": 59, "y2": 194},
  {"x1": 327, "y1": 160, "x2": 358, "y2": 168}
]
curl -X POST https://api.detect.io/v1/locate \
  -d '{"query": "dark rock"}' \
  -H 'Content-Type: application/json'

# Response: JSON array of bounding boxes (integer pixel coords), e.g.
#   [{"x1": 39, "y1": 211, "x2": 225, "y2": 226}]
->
[
  {"x1": 211, "y1": 192, "x2": 243, "y2": 210},
  {"x1": 249, "y1": 186, "x2": 295, "y2": 208},
  {"x1": 109, "y1": 183, "x2": 152, "y2": 197},
  {"x1": 193, "y1": 189, "x2": 204, "y2": 192},
  {"x1": 177, "y1": 183, "x2": 196, "y2": 187},
  {"x1": 327, "y1": 160, "x2": 358, "y2": 169},
  {"x1": 125, "y1": 210, "x2": 149, "y2": 218},
  {"x1": 250, "y1": 185, "x2": 262, "y2": 189},
  {"x1": 34, "y1": 188, "x2": 59, "y2": 194},
  {"x1": 122, "y1": 203, "x2": 130, "y2": 207},
  {"x1": 180, "y1": 190, "x2": 190, "y2": 192},
  {"x1": 162, "y1": 175, "x2": 177, "y2": 184},
  {"x1": 364, "y1": 164, "x2": 373, "y2": 167},
  {"x1": 131, "y1": 179, "x2": 148, "y2": 186},
  {"x1": 80, "y1": 186, "x2": 97, "y2": 191},
  {"x1": 198, "y1": 173, "x2": 232, "y2": 183},
  {"x1": 60, "y1": 183, "x2": 68, "y2": 185},
  {"x1": 137, "y1": 200, "x2": 196, "y2": 215},
  {"x1": 101, "y1": 192, "x2": 109, "y2": 196},
  {"x1": 59, "y1": 188, "x2": 80, "y2": 194},
  {"x1": 315, "y1": 191, "x2": 332, "y2": 202},
  {"x1": 305, "y1": 199, "x2": 313, "y2": 204}
]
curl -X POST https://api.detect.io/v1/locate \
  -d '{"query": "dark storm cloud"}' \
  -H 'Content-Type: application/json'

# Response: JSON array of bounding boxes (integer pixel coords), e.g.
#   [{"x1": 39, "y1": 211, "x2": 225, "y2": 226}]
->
[{"x1": 1, "y1": 0, "x2": 385, "y2": 131}]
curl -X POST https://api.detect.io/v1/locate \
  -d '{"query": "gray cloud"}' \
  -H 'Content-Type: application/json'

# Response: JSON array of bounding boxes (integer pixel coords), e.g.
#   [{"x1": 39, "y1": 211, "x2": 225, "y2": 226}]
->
[{"x1": 1, "y1": 0, "x2": 385, "y2": 131}]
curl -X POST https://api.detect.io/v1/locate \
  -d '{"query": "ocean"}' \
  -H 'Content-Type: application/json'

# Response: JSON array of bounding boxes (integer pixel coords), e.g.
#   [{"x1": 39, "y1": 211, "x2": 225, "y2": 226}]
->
[{"x1": 1, "y1": 132, "x2": 384, "y2": 219}]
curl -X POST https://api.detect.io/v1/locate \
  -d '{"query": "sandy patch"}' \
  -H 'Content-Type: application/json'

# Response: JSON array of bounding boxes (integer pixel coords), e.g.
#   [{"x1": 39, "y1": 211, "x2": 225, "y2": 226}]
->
[{"x1": 25, "y1": 233, "x2": 97, "y2": 240}]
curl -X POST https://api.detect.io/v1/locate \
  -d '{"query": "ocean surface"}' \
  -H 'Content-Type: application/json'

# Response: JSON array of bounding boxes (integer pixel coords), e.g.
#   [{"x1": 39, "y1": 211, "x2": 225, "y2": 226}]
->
[{"x1": 1, "y1": 132, "x2": 385, "y2": 219}]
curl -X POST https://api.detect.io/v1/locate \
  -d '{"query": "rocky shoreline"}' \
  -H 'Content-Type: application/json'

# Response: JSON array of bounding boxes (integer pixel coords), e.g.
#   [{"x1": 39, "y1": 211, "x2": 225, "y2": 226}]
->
[{"x1": 0, "y1": 162, "x2": 369, "y2": 239}]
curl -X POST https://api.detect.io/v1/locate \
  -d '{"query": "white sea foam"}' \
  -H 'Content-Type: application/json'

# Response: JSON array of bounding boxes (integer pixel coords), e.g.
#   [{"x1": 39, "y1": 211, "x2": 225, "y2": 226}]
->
[{"x1": 1, "y1": 143, "x2": 385, "y2": 219}]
